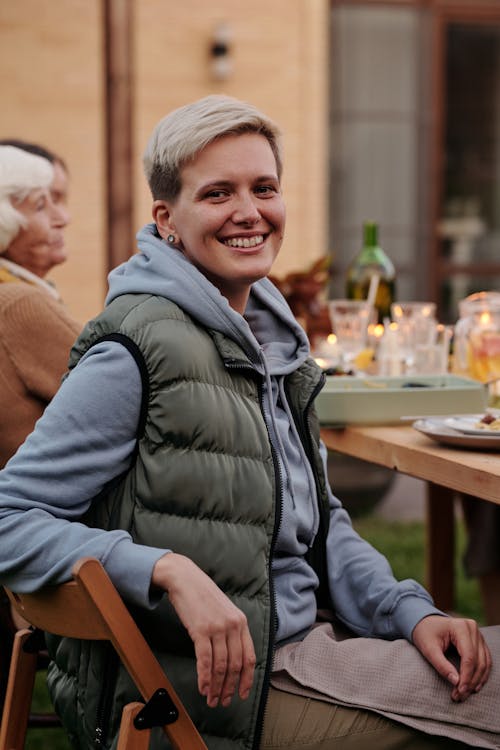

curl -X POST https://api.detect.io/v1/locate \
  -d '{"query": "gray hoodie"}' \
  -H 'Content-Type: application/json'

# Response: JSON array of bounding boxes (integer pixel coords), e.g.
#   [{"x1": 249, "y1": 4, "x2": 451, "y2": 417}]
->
[{"x1": 0, "y1": 224, "x2": 441, "y2": 644}]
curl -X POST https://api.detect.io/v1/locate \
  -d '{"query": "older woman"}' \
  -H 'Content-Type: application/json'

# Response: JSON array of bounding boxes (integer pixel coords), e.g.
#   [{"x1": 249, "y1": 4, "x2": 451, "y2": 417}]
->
[
  {"x1": 0, "y1": 98, "x2": 498, "y2": 750},
  {"x1": 0, "y1": 138, "x2": 70, "y2": 230},
  {"x1": 0, "y1": 145, "x2": 80, "y2": 709},
  {"x1": 0, "y1": 145, "x2": 79, "y2": 467}
]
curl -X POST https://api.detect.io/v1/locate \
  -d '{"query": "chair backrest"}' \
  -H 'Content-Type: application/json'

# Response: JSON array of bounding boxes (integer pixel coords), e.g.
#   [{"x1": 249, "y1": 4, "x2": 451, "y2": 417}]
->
[{"x1": 4, "y1": 557, "x2": 207, "y2": 750}]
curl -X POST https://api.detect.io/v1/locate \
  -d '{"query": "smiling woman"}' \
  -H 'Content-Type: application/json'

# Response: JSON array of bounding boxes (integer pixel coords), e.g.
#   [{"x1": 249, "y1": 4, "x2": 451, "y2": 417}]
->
[
  {"x1": 0, "y1": 98, "x2": 499, "y2": 750},
  {"x1": 152, "y1": 132, "x2": 286, "y2": 313}
]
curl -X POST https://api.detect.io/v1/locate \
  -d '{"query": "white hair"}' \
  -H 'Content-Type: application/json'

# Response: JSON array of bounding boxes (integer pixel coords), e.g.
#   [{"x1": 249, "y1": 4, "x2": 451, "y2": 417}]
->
[
  {"x1": 0, "y1": 146, "x2": 54, "y2": 252},
  {"x1": 143, "y1": 95, "x2": 283, "y2": 201}
]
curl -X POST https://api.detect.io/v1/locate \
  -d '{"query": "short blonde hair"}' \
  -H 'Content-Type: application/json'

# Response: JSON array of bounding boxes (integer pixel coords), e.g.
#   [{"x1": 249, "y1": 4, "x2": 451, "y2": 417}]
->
[
  {"x1": 0, "y1": 146, "x2": 53, "y2": 252},
  {"x1": 143, "y1": 95, "x2": 283, "y2": 201}
]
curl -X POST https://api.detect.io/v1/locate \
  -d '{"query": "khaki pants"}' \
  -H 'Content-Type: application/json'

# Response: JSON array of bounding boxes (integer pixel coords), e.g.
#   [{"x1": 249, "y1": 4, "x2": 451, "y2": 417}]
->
[{"x1": 261, "y1": 687, "x2": 471, "y2": 750}]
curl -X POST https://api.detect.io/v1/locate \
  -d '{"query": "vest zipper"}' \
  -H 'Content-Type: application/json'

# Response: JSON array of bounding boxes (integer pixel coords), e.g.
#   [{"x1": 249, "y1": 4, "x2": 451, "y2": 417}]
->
[
  {"x1": 252, "y1": 378, "x2": 283, "y2": 750},
  {"x1": 94, "y1": 648, "x2": 119, "y2": 749},
  {"x1": 223, "y1": 357, "x2": 283, "y2": 750}
]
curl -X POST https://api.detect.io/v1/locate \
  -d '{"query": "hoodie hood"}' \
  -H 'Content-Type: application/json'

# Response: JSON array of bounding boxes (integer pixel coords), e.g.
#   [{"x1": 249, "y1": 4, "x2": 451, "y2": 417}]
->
[{"x1": 106, "y1": 223, "x2": 311, "y2": 375}]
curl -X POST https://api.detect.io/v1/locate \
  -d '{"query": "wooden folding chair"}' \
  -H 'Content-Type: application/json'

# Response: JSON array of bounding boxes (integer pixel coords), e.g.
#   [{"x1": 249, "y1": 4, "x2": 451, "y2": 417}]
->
[
  {"x1": 1, "y1": 586, "x2": 61, "y2": 731},
  {"x1": 0, "y1": 557, "x2": 207, "y2": 750}
]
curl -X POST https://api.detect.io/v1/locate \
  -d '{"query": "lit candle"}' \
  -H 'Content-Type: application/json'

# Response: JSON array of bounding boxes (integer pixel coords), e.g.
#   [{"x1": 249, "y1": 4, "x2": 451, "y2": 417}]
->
[{"x1": 313, "y1": 333, "x2": 341, "y2": 370}]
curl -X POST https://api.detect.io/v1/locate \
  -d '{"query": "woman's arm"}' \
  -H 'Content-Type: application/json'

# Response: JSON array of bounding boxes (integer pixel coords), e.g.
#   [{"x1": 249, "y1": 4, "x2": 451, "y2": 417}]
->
[
  {"x1": 322, "y1": 442, "x2": 491, "y2": 699},
  {"x1": 152, "y1": 552, "x2": 256, "y2": 708},
  {"x1": 0, "y1": 340, "x2": 168, "y2": 608},
  {"x1": 321, "y1": 442, "x2": 441, "y2": 640},
  {"x1": 0, "y1": 334, "x2": 257, "y2": 702}
]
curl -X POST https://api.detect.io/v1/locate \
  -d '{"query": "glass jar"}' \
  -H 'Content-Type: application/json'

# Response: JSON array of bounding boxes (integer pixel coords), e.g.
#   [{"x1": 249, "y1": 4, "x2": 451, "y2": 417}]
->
[{"x1": 453, "y1": 292, "x2": 500, "y2": 390}]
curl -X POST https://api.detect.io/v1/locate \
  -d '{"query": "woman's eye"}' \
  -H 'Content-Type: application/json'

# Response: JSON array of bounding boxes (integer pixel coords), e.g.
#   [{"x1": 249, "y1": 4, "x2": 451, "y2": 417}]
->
[
  {"x1": 205, "y1": 189, "x2": 228, "y2": 200},
  {"x1": 255, "y1": 185, "x2": 276, "y2": 196}
]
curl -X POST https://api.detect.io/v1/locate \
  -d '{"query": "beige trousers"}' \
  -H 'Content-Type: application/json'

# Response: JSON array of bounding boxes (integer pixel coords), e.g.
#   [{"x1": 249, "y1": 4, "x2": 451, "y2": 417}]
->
[{"x1": 261, "y1": 687, "x2": 471, "y2": 750}]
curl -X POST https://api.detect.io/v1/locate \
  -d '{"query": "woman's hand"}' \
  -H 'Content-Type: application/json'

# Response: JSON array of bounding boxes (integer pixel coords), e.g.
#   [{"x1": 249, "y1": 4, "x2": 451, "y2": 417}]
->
[
  {"x1": 152, "y1": 552, "x2": 256, "y2": 708},
  {"x1": 412, "y1": 615, "x2": 491, "y2": 701}
]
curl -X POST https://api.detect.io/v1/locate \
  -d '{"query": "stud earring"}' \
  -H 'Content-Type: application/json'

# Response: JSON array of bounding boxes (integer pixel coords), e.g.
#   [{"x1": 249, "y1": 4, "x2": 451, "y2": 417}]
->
[{"x1": 167, "y1": 234, "x2": 176, "y2": 244}]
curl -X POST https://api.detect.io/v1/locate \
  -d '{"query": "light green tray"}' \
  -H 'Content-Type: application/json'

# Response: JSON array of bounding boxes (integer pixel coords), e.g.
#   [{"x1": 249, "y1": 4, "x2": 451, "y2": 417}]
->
[{"x1": 316, "y1": 374, "x2": 487, "y2": 426}]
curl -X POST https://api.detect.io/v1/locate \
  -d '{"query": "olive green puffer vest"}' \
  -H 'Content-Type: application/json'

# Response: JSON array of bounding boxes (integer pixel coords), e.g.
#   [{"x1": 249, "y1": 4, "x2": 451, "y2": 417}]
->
[{"x1": 46, "y1": 293, "x2": 328, "y2": 750}]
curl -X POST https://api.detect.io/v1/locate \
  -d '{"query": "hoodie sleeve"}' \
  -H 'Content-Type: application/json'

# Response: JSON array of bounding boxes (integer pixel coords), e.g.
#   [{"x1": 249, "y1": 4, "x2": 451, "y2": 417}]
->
[
  {"x1": 0, "y1": 341, "x2": 168, "y2": 609},
  {"x1": 320, "y1": 442, "x2": 444, "y2": 641}
]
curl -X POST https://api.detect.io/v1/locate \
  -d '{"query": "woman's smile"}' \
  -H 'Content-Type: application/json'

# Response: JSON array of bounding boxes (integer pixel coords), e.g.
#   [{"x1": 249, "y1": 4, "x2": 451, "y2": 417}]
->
[{"x1": 219, "y1": 233, "x2": 266, "y2": 249}]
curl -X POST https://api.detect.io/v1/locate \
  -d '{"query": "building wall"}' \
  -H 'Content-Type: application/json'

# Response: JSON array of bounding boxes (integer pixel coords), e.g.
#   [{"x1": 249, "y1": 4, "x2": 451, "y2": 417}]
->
[
  {"x1": 1, "y1": 0, "x2": 329, "y2": 323},
  {"x1": 0, "y1": 0, "x2": 105, "y2": 324},
  {"x1": 134, "y1": 0, "x2": 330, "y2": 280}
]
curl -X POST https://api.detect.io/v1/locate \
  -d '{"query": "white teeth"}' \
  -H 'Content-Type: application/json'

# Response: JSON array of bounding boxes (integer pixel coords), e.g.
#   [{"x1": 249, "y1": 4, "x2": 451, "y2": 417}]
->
[{"x1": 223, "y1": 235, "x2": 264, "y2": 248}]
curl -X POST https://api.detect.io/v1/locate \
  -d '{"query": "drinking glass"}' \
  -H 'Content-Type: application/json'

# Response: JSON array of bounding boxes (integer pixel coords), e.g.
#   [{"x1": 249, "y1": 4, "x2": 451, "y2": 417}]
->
[
  {"x1": 391, "y1": 301, "x2": 437, "y2": 372},
  {"x1": 413, "y1": 324, "x2": 453, "y2": 375},
  {"x1": 328, "y1": 299, "x2": 373, "y2": 369}
]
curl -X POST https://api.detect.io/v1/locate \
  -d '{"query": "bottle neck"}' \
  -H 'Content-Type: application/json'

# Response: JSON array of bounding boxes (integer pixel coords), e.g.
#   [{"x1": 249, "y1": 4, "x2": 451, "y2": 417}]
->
[{"x1": 364, "y1": 222, "x2": 378, "y2": 246}]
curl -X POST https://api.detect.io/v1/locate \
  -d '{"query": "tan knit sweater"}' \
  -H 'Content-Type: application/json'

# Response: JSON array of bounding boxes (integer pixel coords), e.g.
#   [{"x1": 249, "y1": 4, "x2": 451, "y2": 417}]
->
[{"x1": 0, "y1": 280, "x2": 81, "y2": 468}]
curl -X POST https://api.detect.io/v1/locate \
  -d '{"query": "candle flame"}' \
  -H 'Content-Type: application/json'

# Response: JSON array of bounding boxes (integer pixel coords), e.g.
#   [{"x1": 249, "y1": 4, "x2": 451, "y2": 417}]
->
[
  {"x1": 369, "y1": 323, "x2": 385, "y2": 339},
  {"x1": 314, "y1": 357, "x2": 328, "y2": 369}
]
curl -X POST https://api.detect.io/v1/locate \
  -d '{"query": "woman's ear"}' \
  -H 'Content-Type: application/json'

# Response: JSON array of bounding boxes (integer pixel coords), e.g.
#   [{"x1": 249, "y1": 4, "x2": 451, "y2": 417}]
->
[{"x1": 152, "y1": 200, "x2": 175, "y2": 241}]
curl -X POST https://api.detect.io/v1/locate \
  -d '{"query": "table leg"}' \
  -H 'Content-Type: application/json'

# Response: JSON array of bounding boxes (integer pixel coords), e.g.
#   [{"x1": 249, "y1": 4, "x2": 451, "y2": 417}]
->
[{"x1": 426, "y1": 483, "x2": 455, "y2": 612}]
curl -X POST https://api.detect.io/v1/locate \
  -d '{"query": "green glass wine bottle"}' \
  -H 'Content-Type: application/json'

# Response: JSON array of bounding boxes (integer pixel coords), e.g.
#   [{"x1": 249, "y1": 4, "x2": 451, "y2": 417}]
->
[{"x1": 346, "y1": 221, "x2": 396, "y2": 323}]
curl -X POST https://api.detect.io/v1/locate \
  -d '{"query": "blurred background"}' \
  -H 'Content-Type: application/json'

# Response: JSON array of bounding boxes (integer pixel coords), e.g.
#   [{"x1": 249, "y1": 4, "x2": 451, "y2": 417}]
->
[
  {"x1": 2, "y1": 11, "x2": 497, "y2": 739},
  {"x1": 2, "y1": 0, "x2": 499, "y2": 327},
  {"x1": 2, "y1": 0, "x2": 329, "y2": 324}
]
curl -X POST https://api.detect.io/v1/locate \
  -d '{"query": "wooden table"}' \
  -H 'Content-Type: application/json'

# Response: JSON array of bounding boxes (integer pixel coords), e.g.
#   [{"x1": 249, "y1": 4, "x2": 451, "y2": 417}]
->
[{"x1": 320, "y1": 424, "x2": 500, "y2": 611}]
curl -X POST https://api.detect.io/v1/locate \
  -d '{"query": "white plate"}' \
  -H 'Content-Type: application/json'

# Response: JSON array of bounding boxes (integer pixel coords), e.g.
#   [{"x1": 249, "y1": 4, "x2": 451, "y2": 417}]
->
[
  {"x1": 413, "y1": 417, "x2": 500, "y2": 450},
  {"x1": 444, "y1": 415, "x2": 500, "y2": 436}
]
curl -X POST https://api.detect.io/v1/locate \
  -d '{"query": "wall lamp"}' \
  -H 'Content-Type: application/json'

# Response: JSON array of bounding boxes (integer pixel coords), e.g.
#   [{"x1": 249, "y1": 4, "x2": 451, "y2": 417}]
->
[{"x1": 210, "y1": 22, "x2": 233, "y2": 81}]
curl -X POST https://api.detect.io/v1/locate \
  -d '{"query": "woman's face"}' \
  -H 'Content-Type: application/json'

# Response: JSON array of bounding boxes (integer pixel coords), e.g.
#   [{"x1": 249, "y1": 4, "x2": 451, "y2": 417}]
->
[
  {"x1": 4, "y1": 184, "x2": 68, "y2": 278},
  {"x1": 153, "y1": 132, "x2": 286, "y2": 313},
  {"x1": 50, "y1": 162, "x2": 70, "y2": 226}
]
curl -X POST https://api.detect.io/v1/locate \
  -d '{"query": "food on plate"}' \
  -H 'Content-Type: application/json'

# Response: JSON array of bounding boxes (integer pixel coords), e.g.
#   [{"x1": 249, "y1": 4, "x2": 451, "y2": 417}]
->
[{"x1": 475, "y1": 413, "x2": 500, "y2": 431}]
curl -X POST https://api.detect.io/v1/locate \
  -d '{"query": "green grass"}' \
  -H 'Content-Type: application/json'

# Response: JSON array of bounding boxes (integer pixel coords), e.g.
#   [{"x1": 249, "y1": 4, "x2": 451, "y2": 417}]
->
[
  {"x1": 26, "y1": 516, "x2": 484, "y2": 749},
  {"x1": 26, "y1": 724, "x2": 70, "y2": 750},
  {"x1": 352, "y1": 515, "x2": 485, "y2": 624},
  {"x1": 26, "y1": 674, "x2": 71, "y2": 749}
]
